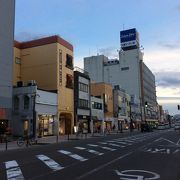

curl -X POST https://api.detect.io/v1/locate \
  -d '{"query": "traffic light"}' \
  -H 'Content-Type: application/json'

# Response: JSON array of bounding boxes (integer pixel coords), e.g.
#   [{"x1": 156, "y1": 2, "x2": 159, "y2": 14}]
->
[{"x1": 178, "y1": 105, "x2": 180, "y2": 110}]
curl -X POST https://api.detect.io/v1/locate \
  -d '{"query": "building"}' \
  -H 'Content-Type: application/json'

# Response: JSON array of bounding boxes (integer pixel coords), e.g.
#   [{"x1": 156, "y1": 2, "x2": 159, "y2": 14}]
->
[
  {"x1": 12, "y1": 83, "x2": 58, "y2": 137},
  {"x1": 84, "y1": 28, "x2": 157, "y2": 123},
  {"x1": 113, "y1": 85, "x2": 131, "y2": 130},
  {"x1": 0, "y1": 0, "x2": 15, "y2": 133},
  {"x1": 74, "y1": 67, "x2": 91, "y2": 133},
  {"x1": 91, "y1": 82, "x2": 113, "y2": 130},
  {"x1": 91, "y1": 96, "x2": 104, "y2": 133},
  {"x1": 13, "y1": 35, "x2": 74, "y2": 135}
]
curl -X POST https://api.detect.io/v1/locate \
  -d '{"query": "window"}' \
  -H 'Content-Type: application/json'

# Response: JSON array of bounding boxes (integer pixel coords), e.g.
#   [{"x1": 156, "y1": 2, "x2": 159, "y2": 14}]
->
[
  {"x1": 79, "y1": 82, "x2": 88, "y2": 93},
  {"x1": 92, "y1": 102, "x2": 102, "y2": 110},
  {"x1": 79, "y1": 99, "x2": 89, "y2": 108},
  {"x1": 14, "y1": 96, "x2": 19, "y2": 110},
  {"x1": 24, "y1": 95, "x2": 30, "y2": 110},
  {"x1": 121, "y1": 67, "x2": 129, "y2": 71},
  {"x1": 66, "y1": 74, "x2": 73, "y2": 89},
  {"x1": 66, "y1": 54, "x2": 73, "y2": 69}
]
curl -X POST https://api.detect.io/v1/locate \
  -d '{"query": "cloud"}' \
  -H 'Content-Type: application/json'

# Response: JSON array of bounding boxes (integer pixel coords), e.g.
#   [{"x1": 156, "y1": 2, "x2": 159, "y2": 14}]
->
[
  {"x1": 158, "y1": 41, "x2": 180, "y2": 49},
  {"x1": 15, "y1": 32, "x2": 50, "y2": 42},
  {"x1": 155, "y1": 71, "x2": 180, "y2": 87},
  {"x1": 98, "y1": 46, "x2": 118, "y2": 58}
]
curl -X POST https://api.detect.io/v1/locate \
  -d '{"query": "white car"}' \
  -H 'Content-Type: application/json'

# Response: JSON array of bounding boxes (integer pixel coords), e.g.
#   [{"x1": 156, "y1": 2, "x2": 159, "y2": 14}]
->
[{"x1": 157, "y1": 124, "x2": 165, "y2": 130}]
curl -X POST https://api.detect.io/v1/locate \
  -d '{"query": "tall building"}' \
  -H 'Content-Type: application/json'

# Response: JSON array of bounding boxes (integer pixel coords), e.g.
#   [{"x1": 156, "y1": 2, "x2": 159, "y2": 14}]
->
[
  {"x1": 84, "y1": 28, "x2": 157, "y2": 122},
  {"x1": 13, "y1": 36, "x2": 74, "y2": 135},
  {"x1": 0, "y1": 0, "x2": 15, "y2": 132}
]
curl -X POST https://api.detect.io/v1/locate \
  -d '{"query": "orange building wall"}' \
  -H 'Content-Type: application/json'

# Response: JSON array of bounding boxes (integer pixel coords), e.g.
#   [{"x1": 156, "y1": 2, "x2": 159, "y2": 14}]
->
[{"x1": 91, "y1": 82, "x2": 113, "y2": 118}]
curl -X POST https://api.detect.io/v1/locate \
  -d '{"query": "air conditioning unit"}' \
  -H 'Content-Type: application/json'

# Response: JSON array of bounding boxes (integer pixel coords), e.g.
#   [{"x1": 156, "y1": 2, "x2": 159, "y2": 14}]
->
[{"x1": 27, "y1": 80, "x2": 37, "y2": 86}]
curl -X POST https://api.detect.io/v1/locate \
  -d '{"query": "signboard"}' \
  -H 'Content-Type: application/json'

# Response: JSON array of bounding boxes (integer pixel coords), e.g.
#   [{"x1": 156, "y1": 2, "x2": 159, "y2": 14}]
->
[{"x1": 120, "y1": 28, "x2": 139, "y2": 50}]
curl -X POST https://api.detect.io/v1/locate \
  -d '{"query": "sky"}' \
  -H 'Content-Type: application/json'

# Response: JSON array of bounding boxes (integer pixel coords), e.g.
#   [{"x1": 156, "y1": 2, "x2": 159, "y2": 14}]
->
[{"x1": 15, "y1": 0, "x2": 180, "y2": 115}]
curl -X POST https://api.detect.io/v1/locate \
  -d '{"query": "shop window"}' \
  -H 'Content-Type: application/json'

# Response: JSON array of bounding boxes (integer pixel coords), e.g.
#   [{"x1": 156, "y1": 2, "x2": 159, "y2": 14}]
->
[
  {"x1": 13, "y1": 96, "x2": 19, "y2": 111},
  {"x1": 66, "y1": 54, "x2": 73, "y2": 69},
  {"x1": 24, "y1": 95, "x2": 30, "y2": 110},
  {"x1": 66, "y1": 74, "x2": 73, "y2": 89}
]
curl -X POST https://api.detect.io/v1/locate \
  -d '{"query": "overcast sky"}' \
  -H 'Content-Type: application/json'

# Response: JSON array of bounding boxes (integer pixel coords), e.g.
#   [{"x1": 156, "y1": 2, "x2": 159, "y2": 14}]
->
[{"x1": 15, "y1": 0, "x2": 180, "y2": 115}]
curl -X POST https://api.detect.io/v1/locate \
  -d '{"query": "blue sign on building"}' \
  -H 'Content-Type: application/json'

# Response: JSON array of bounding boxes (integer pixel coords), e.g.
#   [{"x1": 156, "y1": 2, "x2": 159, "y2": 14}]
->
[{"x1": 120, "y1": 28, "x2": 136, "y2": 43}]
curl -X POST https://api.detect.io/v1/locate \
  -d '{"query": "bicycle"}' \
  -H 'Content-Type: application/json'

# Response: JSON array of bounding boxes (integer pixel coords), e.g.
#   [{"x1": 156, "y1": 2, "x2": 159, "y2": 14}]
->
[{"x1": 17, "y1": 136, "x2": 37, "y2": 147}]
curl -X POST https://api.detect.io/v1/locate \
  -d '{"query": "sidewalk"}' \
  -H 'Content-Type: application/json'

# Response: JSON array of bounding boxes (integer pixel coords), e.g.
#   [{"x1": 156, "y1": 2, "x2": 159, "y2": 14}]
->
[{"x1": 0, "y1": 130, "x2": 140, "y2": 152}]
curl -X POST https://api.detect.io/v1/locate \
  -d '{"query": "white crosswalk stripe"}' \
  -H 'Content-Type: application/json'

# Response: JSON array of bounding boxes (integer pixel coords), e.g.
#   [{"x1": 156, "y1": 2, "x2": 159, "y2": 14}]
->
[
  {"x1": 99, "y1": 142, "x2": 125, "y2": 148},
  {"x1": 36, "y1": 154, "x2": 64, "y2": 171},
  {"x1": 58, "y1": 150, "x2": 88, "y2": 161},
  {"x1": 5, "y1": 160, "x2": 24, "y2": 180},
  {"x1": 87, "y1": 144, "x2": 116, "y2": 151},
  {"x1": 75, "y1": 147, "x2": 104, "y2": 155}
]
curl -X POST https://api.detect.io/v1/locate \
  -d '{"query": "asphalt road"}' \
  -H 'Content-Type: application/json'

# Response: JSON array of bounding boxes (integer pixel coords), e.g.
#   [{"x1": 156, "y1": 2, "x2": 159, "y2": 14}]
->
[{"x1": 0, "y1": 129, "x2": 180, "y2": 180}]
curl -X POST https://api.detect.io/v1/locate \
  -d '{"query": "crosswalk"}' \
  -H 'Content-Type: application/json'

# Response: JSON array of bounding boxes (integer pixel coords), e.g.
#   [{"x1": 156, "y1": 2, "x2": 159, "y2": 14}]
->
[{"x1": 1, "y1": 131, "x2": 165, "y2": 180}]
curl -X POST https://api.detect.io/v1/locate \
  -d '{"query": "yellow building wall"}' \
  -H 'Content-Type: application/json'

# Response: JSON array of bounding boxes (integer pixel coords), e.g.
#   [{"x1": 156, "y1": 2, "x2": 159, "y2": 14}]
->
[
  {"x1": 13, "y1": 47, "x2": 21, "y2": 85},
  {"x1": 91, "y1": 83, "x2": 113, "y2": 118},
  {"x1": 13, "y1": 40, "x2": 74, "y2": 134},
  {"x1": 20, "y1": 43, "x2": 57, "y2": 90},
  {"x1": 57, "y1": 43, "x2": 74, "y2": 127}
]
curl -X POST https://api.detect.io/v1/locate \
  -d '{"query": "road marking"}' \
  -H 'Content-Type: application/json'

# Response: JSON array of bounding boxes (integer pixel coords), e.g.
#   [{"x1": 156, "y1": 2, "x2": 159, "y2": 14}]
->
[
  {"x1": 58, "y1": 150, "x2": 88, "y2": 161},
  {"x1": 75, "y1": 147, "x2": 104, "y2": 155},
  {"x1": 99, "y1": 142, "x2": 123, "y2": 147},
  {"x1": 173, "y1": 149, "x2": 180, "y2": 154},
  {"x1": 76, "y1": 152, "x2": 133, "y2": 180},
  {"x1": 176, "y1": 138, "x2": 180, "y2": 145},
  {"x1": 101, "y1": 146, "x2": 116, "y2": 151},
  {"x1": 5, "y1": 160, "x2": 24, "y2": 180},
  {"x1": 36, "y1": 154, "x2": 64, "y2": 171},
  {"x1": 115, "y1": 169, "x2": 160, "y2": 179},
  {"x1": 87, "y1": 144, "x2": 99, "y2": 147}
]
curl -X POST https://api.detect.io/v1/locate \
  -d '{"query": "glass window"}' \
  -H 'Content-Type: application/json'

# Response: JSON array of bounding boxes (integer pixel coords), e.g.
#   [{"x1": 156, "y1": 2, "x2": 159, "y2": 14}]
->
[
  {"x1": 66, "y1": 74, "x2": 73, "y2": 89},
  {"x1": 24, "y1": 95, "x2": 30, "y2": 110},
  {"x1": 66, "y1": 54, "x2": 73, "y2": 69}
]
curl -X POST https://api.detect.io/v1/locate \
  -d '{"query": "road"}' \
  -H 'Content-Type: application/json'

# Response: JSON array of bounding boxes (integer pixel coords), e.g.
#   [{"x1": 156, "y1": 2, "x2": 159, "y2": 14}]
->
[{"x1": 0, "y1": 129, "x2": 180, "y2": 180}]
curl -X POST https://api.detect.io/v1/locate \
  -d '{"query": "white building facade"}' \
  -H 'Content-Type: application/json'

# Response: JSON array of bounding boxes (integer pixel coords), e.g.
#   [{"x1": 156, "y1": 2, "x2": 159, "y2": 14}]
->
[{"x1": 84, "y1": 28, "x2": 157, "y2": 122}]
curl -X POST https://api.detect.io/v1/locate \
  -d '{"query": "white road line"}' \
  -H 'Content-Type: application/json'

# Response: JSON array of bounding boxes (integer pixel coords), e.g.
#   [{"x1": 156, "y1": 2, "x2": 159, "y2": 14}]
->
[
  {"x1": 75, "y1": 147, "x2": 104, "y2": 156},
  {"x1": 5, "y1": 160, "x2": 24, "y2": 180},
  {"x1": 76, "y1": 152, "x2": 133, "y2": 180},
  {"x1": 87, "y1": 144, "x2": 99, "y2": 147},
  {"x1": 58, "y1": 150, "x2": 88, "y2": 161},
  {"x1": 36, "y1": 154, "x2": 64, "y2": 171},
  {"x1": 114, "y1": 141, "x2": 131, "y2": 145},
  {"x1": 101, "y1": 146, "x2": 116, "y2": 151},
  {"x1": 108, "y1": 143, "x2": 123, "y2": 147},
  {"x1": 173, "y1": 149, "x2": 180, "y2": 154},
  {"x1": 176, "y1": 138, "x2": 180, "y2": 145}
]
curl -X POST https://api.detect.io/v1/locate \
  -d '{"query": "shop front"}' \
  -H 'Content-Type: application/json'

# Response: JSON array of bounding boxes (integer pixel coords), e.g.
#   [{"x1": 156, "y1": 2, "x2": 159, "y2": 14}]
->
[
  {"x1": 38, "y1": 115, "x2": 55, "y2": 137},
  {"x1": 77, "y1": 115, "x2": 90, "y2": 133}
]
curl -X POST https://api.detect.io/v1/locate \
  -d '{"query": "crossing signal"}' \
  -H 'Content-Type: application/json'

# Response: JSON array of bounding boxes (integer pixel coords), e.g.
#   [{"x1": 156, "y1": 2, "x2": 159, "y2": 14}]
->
[{"x1": 178, "y1": 105, "x2": 180, "y2": 110}]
